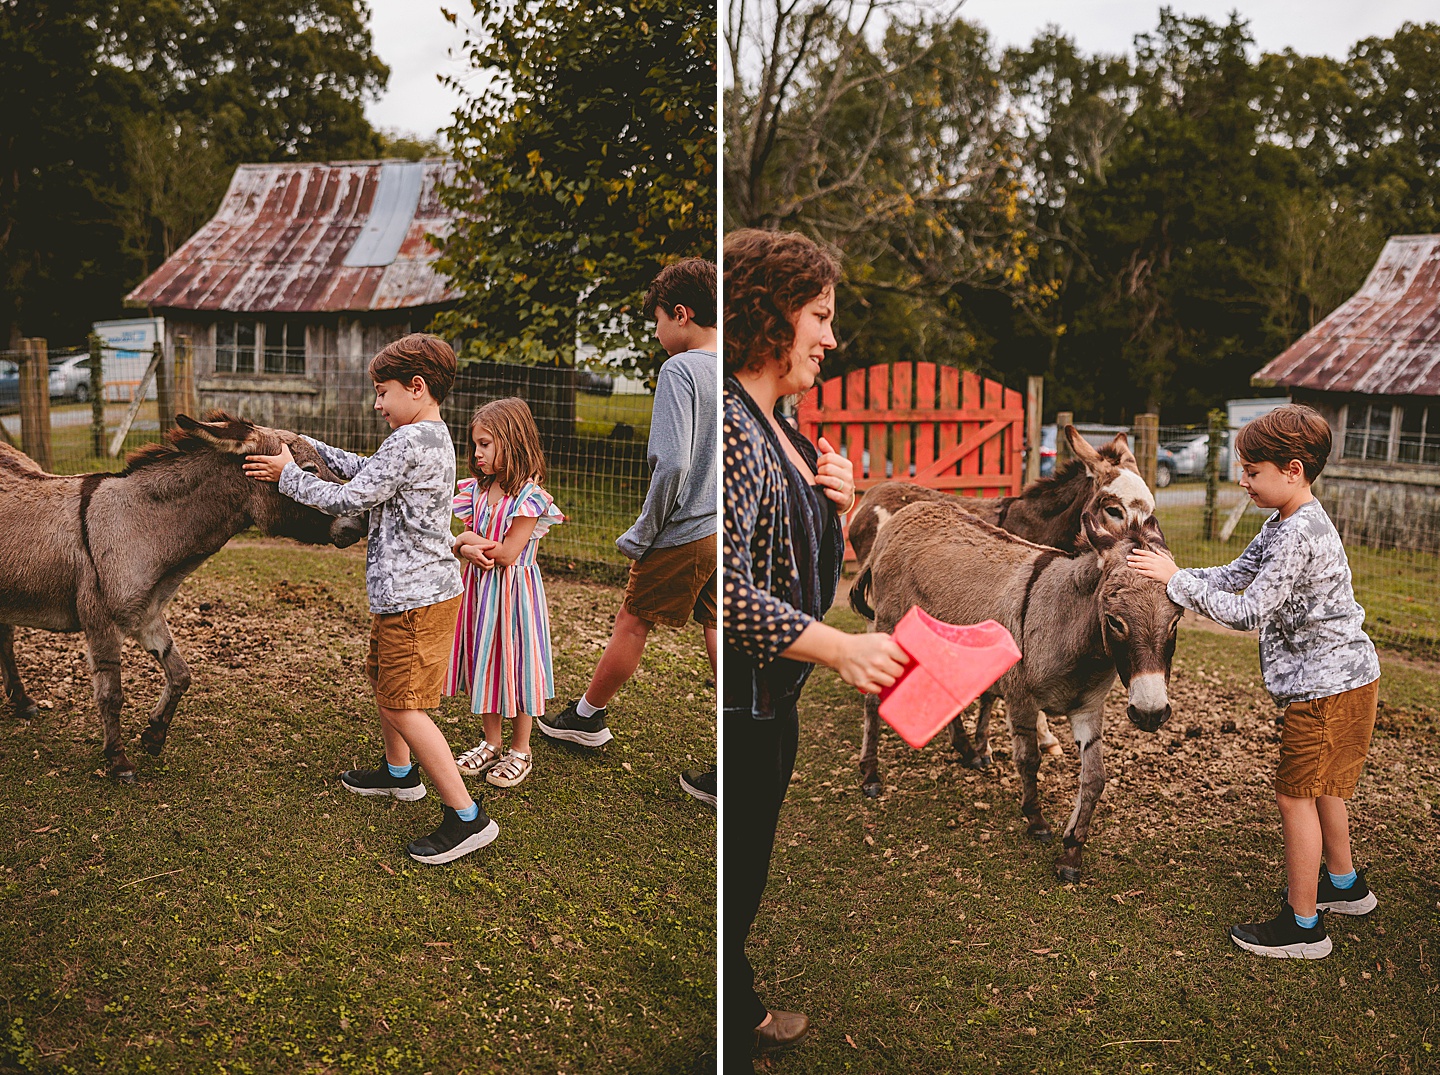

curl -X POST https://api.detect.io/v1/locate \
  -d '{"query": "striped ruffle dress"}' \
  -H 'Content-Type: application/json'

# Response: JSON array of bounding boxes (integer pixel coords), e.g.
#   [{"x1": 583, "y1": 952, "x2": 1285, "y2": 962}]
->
[{"x1": 445, "y1": 478, "x2": 563, "y2": 716}]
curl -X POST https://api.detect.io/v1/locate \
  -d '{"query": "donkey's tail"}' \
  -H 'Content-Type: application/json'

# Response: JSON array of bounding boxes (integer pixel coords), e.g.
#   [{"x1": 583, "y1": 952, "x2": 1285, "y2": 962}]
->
[{"x1": 849, "y1": 560, "x2": 877, "y2": 620}]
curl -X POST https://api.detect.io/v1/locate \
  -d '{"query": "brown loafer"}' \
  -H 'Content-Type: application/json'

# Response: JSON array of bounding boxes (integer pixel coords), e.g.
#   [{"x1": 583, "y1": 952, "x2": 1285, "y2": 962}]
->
[{"x1": 754, "y1": 1009, "x2": 809, "y2": 1052}]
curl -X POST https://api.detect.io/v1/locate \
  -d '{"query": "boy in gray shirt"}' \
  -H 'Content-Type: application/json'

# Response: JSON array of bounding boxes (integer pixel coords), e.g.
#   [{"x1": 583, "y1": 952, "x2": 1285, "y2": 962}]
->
[
  {"x1": 539, "y1": 259, "x2": 719, "y2": 804},
  {"x1": 244, "y1": 334, "x2": 498, "y2": 865},
  {"x1": 1129, "y1": 404, "x2": 1380, "y2": 959}
]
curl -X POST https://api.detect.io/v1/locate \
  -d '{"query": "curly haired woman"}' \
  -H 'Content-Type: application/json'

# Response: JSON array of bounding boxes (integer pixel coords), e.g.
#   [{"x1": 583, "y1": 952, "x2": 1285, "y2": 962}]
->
[{"x1": 723, "y1": 229, "x2": 909, "y2": 1069}]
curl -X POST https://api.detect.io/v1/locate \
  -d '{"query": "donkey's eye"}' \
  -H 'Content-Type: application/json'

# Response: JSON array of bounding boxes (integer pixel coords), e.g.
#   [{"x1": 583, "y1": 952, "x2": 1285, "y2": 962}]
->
[
  {"x1": 1105, "y1": 614, "x2": 1127, "y2": 635},
  {"x1": 1105, "y1": 506, "x2": 1124, "y2": 520}
]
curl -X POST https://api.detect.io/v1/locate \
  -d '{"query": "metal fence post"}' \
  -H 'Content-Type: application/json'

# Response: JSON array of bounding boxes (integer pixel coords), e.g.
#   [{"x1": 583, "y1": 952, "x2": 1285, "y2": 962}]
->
[
  {"x1": 1025, "y1": 375, "x2": 1043, "y2": 485},
  {"x1": 1203, "y1": 408, "x2": 1226, "y2": 541},
  {"x1": 88, "y1": 334, "x2": 105, "y2": 458},
  {"x1": 19, "y1": 337, "x2": 51, "y2": 470},
  {"x1": 1135, "y1": 412, "x2": 1158, "y2": 490},
  {"x1": 1056, "y1": 410, "x2": 1074, "y2": 470}
]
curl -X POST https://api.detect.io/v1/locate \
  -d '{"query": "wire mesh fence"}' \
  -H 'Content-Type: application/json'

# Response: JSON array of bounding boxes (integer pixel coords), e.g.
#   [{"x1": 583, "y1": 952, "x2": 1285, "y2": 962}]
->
[{"x1": 2, "y1": 344, "x2": 656, "y2": 582}]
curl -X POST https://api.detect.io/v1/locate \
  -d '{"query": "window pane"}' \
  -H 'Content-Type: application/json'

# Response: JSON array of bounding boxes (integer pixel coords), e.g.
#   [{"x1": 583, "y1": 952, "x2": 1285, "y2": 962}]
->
[
  {"x1": 215, "y1": 322, "x2": 234, "y2": 373},
  {"x1": 1365, "y1": 404, "x2": 1390, "y2": 461},
  {"x1": 235, "y1": 322, "x2": 255, "y2": 373},
  {"x1": 286, "y1": 322, "x2": 305, "y2": 375}
]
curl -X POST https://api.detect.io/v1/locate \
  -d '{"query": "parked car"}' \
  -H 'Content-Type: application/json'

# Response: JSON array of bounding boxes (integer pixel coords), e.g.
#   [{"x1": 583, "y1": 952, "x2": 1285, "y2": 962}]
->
[
  {"x1": 0, "y1": 360, "x2": 19, "y2": 411},
  {"x1": 1039, "y1": 423, "x2": 1176, "y2": 488},
  {"x1": 576, "y1": 369, "x2": 615, "y2": 395},
  {"x1": 1163, "y1": 432, "x2": 1229, "y2": 481},
  {"x1": 48, "y1": 354, "x2": 92, "y2": 402}
]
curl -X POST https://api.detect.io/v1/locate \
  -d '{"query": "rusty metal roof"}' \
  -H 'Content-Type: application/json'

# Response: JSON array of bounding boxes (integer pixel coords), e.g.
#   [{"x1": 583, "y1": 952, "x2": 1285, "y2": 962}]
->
[
  {"x1": 1254, "y1": 234, "x2": 1440, "y2": 397},
  {"x1": 125, "y1": 159, "x2": 462, "y2": 314}
]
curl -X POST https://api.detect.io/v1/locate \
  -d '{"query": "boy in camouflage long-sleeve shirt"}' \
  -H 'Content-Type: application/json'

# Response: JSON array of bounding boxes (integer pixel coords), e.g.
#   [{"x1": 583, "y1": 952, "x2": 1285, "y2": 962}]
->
[
  {"x1": 244, "y1": 334, "x2": 498, "y2": 867},
  {"x1": 1129, "y1": 404, "x2": 1380, "y2": 960}
]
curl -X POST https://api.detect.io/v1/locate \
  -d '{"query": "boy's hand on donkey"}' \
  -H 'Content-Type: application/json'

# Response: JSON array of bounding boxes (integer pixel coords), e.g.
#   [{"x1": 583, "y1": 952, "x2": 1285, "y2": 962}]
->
[
  {"x1": 815, "y1": 436, "x2": 857, "y2": 512},
  {"x1": 836, "y1": 632, "x2": 910, "y2": 695},
  {"x1": 242, "y1": 443, "x2": 295, "y2": 482},
  {"x1": 1127, "y1": 547, "x2": 1179, "y2": 585}
]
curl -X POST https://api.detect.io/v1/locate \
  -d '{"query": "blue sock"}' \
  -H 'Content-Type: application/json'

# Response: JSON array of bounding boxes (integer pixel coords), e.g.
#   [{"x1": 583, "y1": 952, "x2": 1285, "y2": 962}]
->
[
  {"x1": 1294, "y1": 911, "x2": 1320, "y2": 929},
  {"x1": 456, "y1": 801, "x2": 479, "y2": 822},
  {"x1": 1328, "y1": 868, "x2": 1357, "y2": 890},
  {"x1": 387, "y1": 761, "x2": 413, "y2": 778}
]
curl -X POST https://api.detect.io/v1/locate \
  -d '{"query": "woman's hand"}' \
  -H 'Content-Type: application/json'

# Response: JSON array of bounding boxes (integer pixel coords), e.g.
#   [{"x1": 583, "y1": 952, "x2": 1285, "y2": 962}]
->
[
  {"x1": 833, "y1": 632, "x2": 910, "y2": 694},
  {"x1": 815, "y1": 436, "x2": 856, "y2": 513},
  {"x1": 1127, "y1": 547, "x2": 1179, "y2": 586},
  {"x1": 242, "y1": 443, "x2": 295, "y2": 482}
]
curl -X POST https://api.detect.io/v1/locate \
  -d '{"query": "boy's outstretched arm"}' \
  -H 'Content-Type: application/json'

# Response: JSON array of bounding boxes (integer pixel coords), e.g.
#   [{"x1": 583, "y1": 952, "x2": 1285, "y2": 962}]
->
[
  {"x1": 1158, "y1": 531, "x2": 1309, "y2": 632},
  {"x1": 298, "y1": 435, "x2": 365, "y2": 481},
  {"x1": 245, "y1": 434, "x2": 410, "y2": 517}
]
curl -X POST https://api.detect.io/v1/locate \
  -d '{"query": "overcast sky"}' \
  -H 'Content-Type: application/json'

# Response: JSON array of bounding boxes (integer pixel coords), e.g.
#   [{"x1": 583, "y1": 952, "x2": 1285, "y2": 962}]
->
[{"x1": 365, "y1": 1, "x2": 1437, "y2": 140}]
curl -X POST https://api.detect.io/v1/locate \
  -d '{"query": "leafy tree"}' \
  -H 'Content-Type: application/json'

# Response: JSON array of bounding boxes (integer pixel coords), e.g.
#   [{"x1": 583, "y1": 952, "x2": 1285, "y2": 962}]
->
[{"x1": 433, "y1": 0, "x2": 716, "y2": 373}]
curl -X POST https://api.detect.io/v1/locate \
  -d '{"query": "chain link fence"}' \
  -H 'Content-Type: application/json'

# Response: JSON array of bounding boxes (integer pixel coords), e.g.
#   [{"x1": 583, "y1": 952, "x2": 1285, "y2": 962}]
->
[{"x1": 2, "y1": 342, "x2": 656, "y2": 582}]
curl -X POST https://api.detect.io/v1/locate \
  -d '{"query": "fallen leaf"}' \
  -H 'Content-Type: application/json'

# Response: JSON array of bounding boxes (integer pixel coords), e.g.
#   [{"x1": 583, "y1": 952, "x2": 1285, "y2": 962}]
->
[
  {"x1": 1029, "y1": 947, "x2": 1051, "y2": 955},
  {"x1": 378, "y1": 861, "x2": 395, "y2": 876},
  {"x1": 845, "y1": 1034, "x2": 858, "y2": 1049}
]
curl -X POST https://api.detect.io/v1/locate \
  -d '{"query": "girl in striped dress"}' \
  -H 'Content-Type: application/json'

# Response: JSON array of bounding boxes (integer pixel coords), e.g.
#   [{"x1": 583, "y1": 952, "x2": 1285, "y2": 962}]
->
[{"x1": 446, "y1": 397, "x2": 563, "y2": 788}]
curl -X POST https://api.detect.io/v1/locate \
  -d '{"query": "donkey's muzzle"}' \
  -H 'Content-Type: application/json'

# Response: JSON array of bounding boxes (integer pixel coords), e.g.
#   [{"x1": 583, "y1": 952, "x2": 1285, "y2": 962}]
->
[
  {"x1": 331, "y1": 514, "x2": 368, "y2": 548},
  {"x1": 1127, "y1": 703, "x2": 1171, "y2": 732}
]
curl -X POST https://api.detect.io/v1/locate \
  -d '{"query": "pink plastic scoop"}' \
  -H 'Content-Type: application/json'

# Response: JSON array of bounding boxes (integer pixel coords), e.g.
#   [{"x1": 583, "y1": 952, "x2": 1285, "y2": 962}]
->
[{"x1": 878, "y1": 607, "x2": 1023, "y2": 750}]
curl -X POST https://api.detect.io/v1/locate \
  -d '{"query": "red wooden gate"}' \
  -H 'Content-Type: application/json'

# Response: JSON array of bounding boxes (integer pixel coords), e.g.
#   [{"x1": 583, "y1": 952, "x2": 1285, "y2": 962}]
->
[{"x1": 797, "y1": 363, "x2": 1026, "y2": 559}]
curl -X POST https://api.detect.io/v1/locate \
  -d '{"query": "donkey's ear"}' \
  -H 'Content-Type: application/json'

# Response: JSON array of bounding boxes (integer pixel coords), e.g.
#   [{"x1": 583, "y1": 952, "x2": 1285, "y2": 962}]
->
[
  {"x1": 1109, "y1": 431, "x2": 1139, "y2": 471},
  {"x1": 1082, "y1": 508, "x2": 1120, "y2": 552},
  {"x1": 180, "y1": 415, "x2": 255, "y2": 454},
  {"x1": 1066, "y1": 425, "x2": 1104, "y2": 473},
  {"x1": 1139, "y1": 514, "x2": 1169, "y2": 552},
  {"x1": 175, "y1": 414, "x2": 201, "y2": 432}
]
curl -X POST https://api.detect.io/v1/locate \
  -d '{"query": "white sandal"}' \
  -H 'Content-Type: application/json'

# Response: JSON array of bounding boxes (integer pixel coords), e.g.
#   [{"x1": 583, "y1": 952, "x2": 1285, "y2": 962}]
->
[
  {"x1": 486, "y1": 749, "x2": 532, "y2": 788},
  {"x1": 456, "y1": 740, "x2": 503, "y2": 777}
]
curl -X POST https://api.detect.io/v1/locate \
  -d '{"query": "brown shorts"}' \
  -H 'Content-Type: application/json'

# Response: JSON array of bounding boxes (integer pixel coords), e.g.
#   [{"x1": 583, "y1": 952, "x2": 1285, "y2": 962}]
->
[
  {"x1": 1274, "y1": 678, "x2": 1379, "y2": 799},
  {"x1": 366, "y1": 595, "x2": 463, "y2": 711},
  {"x1": 624, "y1": 533, "x2": 717, "y2": 629}
]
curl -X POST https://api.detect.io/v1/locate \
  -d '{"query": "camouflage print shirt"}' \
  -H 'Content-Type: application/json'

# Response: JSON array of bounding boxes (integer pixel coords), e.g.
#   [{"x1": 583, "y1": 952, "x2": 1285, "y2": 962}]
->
[
  {"x1": 279, "y1": 421, "x2": 464, "y2": 615},
  {"x1": 1167, "y1": 499, "x2": 1379, "y2": 706}
]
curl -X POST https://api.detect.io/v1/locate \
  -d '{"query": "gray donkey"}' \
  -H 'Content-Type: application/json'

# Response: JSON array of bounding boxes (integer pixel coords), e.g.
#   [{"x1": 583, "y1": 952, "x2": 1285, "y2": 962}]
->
[
  {"x1": 848, "y1": 428, "x2": 1155, "y2": 766},
  {"x1": 852, "y1": 504, "x2": 1181, "y2": 881},
  {"x1": 0, "y1": 413, "x2": 367, "y2": 780}
]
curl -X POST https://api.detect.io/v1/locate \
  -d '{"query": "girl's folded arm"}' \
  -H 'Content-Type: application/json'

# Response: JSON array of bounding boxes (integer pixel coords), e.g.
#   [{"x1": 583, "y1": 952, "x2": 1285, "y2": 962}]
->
[{"x1": 490, "y1": 515, "x2": 539, "y2": 568}]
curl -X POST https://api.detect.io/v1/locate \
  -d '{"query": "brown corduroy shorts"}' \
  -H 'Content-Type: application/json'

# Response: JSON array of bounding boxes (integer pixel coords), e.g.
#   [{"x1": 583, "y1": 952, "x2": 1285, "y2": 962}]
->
[
  {"x1": 623, "y1": 533, "x2": 717, "y2": 629},
  {"x1": 366, "y1": 595, "x2": 463, "y2": 711},
  {"x1": 1274, "y1": 678, "x2": 1380, "y2": 799}
]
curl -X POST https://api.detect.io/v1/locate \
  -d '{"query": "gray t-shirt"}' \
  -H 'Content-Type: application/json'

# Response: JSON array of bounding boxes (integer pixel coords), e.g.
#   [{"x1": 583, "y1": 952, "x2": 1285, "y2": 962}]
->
[
  {"x1": 1167, "y1": 499, "x2": 1379, "y2": 706},
  {"x1": 279, "y1": 421, "x2": 464, "y2": 615},
  {"x1": 616, "y1": 348, "x2": 718, "y2": 559}
]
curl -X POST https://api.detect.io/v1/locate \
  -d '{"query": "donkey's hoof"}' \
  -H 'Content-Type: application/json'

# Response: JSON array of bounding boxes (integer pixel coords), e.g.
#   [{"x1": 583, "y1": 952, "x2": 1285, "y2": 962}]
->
[
  {"x1": 139, "y1": 728, "x2": 167, "y2": 756},
  {"x1": 15, "y1": 702, "x2": 38, "y2": 722},
  {"x1": 1041, "y1": 742, "x2": 1064, "y2": 758},
  {"x1": 965, "y1": 754, "x2": 992, "y2": 770},
  {"x1": 862, "y1": 781, "x2": 883, "y2": 799},
  {"x1": 1027, "y1": 822, "x2": 1054, "y2": 844},
  {"x1": 1055, "y1": 863, "x2": 1082, "y2": 884},
  {"x1": 116, "y1": 769, "x2": 137, "y2": 784}
]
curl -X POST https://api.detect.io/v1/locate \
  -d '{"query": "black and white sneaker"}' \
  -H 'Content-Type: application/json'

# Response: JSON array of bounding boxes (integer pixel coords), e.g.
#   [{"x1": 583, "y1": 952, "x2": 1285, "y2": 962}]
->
[
  {"x1": 679, "y1": 766, "x2": 717, "y2": 807},
  {"x1": 406, "y1": 804, "x2": 500, "y2": 865},
  {"x1": 1230, "y1": 901, "x2": 1332, "y2": 959},
  {"x1": 341, "y1": 759, "x2": 426, "y2": 801},
  {"x1": 1284, "y1": 865, "x2": 1378, "y2": 916},
  {"x1": 537, "y1": 699, "x2": 613, "y2": 747}
]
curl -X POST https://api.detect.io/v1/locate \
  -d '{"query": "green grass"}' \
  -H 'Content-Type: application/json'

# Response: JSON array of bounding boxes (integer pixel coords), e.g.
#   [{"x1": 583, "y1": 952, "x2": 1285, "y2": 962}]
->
[
  {"x1": 575, "y1": 393, "x2": 654, "y2": 443},
  {"x1": 0, "y1": 541, "x2": 715, "y2": 1074},
  {"x1": 747, "y1": 603, "x2": 1439, "y2": 1074},
  {"x1": 1157, "y1": 501, "x2": 1440, "y2": 658}
]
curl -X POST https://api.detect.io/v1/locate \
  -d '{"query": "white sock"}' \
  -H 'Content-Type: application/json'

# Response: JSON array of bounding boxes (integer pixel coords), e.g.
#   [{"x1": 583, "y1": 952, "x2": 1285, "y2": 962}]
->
[{"x1": 577, "y1": 696, "x2": 605, "y2": 718}]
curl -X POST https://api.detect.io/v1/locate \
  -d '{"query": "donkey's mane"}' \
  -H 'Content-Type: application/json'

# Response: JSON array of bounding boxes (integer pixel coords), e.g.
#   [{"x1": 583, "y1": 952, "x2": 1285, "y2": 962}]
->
[
  {"x1": 930, "y1": 502, "x2": 1067, "y2": 556},
  {"x1": 121, "y1": 411, "x2": 253, "y2": 476}
]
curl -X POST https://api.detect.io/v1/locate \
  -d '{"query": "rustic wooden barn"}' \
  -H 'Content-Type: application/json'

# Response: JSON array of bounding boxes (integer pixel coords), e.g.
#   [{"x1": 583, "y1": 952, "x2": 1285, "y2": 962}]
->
[
  {"x1": 124, "y1": 158, "x2": 461, "y2": 433},
  {"x1": 1253, "y1": 234, "x2": 1440, "y2": 550}
]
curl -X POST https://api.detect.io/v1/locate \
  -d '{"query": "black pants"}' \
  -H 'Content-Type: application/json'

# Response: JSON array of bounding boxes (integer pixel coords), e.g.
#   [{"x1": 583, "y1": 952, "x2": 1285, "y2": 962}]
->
[{"x1": 723, "y1": 700, "x2": 800, "y2": 1064}]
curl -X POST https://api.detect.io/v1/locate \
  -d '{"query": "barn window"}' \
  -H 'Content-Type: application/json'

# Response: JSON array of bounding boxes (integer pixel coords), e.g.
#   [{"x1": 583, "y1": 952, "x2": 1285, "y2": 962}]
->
[
  {"x1": 214, "y1": 321, "x2": 257, "y2": 374},
  {"x1": 1343, "y1": 403, "x2": 1394, "y2": 462},
  {"x1": 1398, "y1": 404, "x2": 1440, "y2": 466},
  {"x1": 262, "y1": 321, "x2": 306, "y2": 375}
]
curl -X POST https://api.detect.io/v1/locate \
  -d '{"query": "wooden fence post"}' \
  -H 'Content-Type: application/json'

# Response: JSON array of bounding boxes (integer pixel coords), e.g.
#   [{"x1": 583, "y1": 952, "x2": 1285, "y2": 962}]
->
[
  {"x1": 88, "y1": 334, "x2": 105, "y2": 458},
  {"x1": 1055, "y1": 410, "x2": 1074, "y2": 470},
  {"x1": 152, "y1": 340, "x2": 172, "y2": 433},
  {"x1": 1203, "y1": 408, "x2": 1226, "y2": 541},
  {"x1": 1025, "y1": 375, "x2": 1043, "y2": 485},
  {"x1": 19, "y1": 337, "x2": 51, "y2": 471},
  {"x1": 1134, "y1": 412, "x2": 1158, "y2": 490},
  {"x1": 174, "y1": 334, "x2": 198, "y2": 420}
]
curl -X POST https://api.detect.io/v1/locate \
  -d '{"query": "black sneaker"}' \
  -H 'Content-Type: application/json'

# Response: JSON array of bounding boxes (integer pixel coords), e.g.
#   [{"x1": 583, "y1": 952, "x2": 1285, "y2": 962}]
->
[
  {"x1": 537, "y1": 698, "x2": 613, "y2": 747},
  {"x1": 1230, "y1": 901, "x2": 1332, "y2": 959},
  {"x1": 679, "y1": 766, "x2": 717, "y2": 807},
  {"x1": 1283, "y1": 865, "x2": 1378, "y2": 916},
  {"x1": 341, "y1": 758, "x2": 426, "y2": 801},
  {"x1": 406, "y1": 804, "x2": 500, "y2": 865}
]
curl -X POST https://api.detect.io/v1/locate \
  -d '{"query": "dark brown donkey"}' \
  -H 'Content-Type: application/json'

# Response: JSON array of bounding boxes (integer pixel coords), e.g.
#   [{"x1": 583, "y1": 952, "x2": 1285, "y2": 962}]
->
[
  {"x1": 848, "y1": 428, "x2": 1155, "y2": 767},
  {"x1": 852, "y1": 505, "x2": 1181, "y2": 881},
  {"x1": 0, "y1": 413, "x2": 367, "y2": 780}
]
